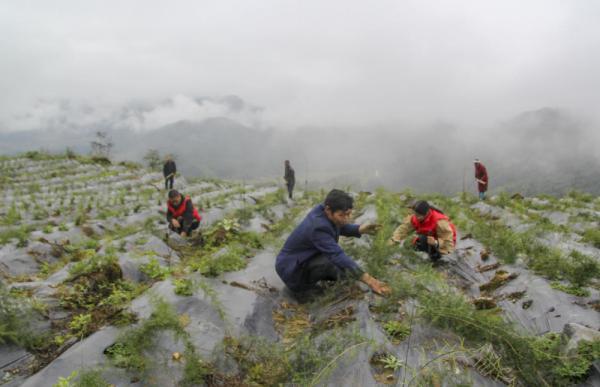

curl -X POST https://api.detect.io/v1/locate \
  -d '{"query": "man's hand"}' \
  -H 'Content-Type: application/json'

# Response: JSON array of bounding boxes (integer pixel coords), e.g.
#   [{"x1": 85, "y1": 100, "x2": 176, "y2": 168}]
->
[
  {"x1": 360, "y1": 273, "x2": 391, "y2": 296},
  {"x1": 171, "y1": 219, "x2": 180, "y2": 228},
  {"x1": 359, "y1": 223, "x2": 382, "y2": 235},
  {"x1": 427, "y1": 236, "x2": 437, "y2": 246},
  {"x1": 180, "y1": 231, "x2": 187, "y2": 237}
]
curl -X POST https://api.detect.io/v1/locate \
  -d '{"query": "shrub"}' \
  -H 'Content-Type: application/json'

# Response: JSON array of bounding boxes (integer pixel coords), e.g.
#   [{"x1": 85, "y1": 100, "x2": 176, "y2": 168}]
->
[
  {"x1": 140, "y1": 258, "x2": 170, "y2": 280},
  {"x1": 174, "y1": 278, "x2": 194, "y2": 296},
  {"x1": 565, "y1": 250, "x2": 599, "y2": 288},
  {"x1": 581, "y1": 228, "x2": 600, "y2": 248}
]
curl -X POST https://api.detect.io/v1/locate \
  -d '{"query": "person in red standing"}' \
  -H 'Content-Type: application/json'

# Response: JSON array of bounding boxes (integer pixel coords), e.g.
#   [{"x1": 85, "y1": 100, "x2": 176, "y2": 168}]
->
[
  {"x1": 167, "y1": 190, "x2": 201, "y2": 237},
  {"x1": 474, "y1": 158, "x2": 488, "y2": 200}
]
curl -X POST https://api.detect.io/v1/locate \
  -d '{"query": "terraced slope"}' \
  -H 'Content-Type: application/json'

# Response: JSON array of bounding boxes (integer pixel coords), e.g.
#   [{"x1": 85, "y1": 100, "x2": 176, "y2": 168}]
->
[{"x1": 1, "y1": 152, "x2": 598, "y2": 387}]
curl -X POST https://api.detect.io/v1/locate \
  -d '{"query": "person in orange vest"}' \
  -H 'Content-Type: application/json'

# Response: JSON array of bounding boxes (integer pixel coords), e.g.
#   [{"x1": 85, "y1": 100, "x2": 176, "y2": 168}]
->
[
  {"x1": 388, "y1": 200, "x2": 456, "y2": 261},
  {"x1": 167, "y1": 190, "x2": 202, "y2": 237}
]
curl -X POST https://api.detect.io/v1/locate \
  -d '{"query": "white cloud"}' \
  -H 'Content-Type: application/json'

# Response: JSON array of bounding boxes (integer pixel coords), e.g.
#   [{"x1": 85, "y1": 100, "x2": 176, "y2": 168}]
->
[
  {"x1": 0, "y1": 95, "x2": 265, "y2": 132},
  {"x1": 1, "y1": 0, "x2": 599, "y2": 130}
]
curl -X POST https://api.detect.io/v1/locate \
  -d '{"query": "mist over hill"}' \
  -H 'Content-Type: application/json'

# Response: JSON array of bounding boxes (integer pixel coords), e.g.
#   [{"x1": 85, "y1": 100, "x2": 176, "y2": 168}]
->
[{"x1": 1, "y1": 98, "x2": 598, "y2": 195}]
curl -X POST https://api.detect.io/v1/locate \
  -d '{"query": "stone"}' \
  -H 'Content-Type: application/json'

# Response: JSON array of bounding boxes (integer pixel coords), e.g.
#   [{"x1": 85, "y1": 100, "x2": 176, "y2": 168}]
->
[{"x1": 562, "y1": 323, "x2": 600, "y2": 354}]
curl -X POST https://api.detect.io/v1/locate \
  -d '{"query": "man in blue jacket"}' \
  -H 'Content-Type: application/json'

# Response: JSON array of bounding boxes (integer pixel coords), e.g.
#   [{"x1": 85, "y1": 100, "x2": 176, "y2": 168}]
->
[{"x1": 275, "y1": 189, "x2": 390, "y2": 296}]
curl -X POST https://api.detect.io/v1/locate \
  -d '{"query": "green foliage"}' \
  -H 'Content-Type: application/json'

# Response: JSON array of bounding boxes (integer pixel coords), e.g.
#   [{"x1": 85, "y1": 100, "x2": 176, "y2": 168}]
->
[
  {"x1": 530, "y1": 334, "x2": 600, "y2": 385},
  {"x1": 222, "y1": 328, "x2": 366, "y2": 386},
  {"x1": 181, "y1": 344, "x2": 211, "y2": 386},
  {"x1": 99, "y1": 284, "x2": 137, "y2": 308},
  {"x1": 140, "y1": 257, "x2": 170, "y2": 280},
  {"x1": 28, "y1": 182, "x2": 42, "y2": 194},
  {"x1": 581, "y1": 227, "x2": 600, "y2": 248},
  {"x1": 450, "y1": 197, "x2": 600, "y2": 291},
  {"x1": 53, "y1": 370, "x2": 78, "y2": 387},
  {"x1": 105, "y1": 298, "x2": 185, "y2": 371},
  {"x1": 24, "y1": 150, "x2": 54, "y2": 161},
  {"x1": 0, "y1": 225, "x2": 31, "y2": 246},
  {"x1": 550, "y1": 281, "x2": 590, "y2": 297},
  {"x1": 32, "y1": 204, "x2": 49, "y2": 220},
  {"x1": 173, "y1": 278, "x2": 194, "y2": 296},
  {"x1": 493, "y1": 191, "x2": 513, "y2": 208},
  {"x1": 223, "y1": 336, "x2": 292, "y2": 385},
  {"x1": 134, "y1": 236, "x2": 148, "y2": 245},
  {"x1": 69, "y1": 313, "x2": 93, "y2": 337},
  {"x1": 118, "y1": 160, "x2": 142, "y2": 169},
  {"x1": 69, "y1": 253, "x2": 118, "y2": 279},
  {"x1": 192, "y1": 244, "x2": 248, "y2": 276},
  {"x1": 74, "y1": 204, "x2": 89, "y2": 226},
  {"x1": 0, "y1": 284, "x2": 41, "y2": 348},
  {"x1": 381, "y1": 353, "x2": 403, "y2": 371},
  {"x1": 72, "y1": 369, "x2": 109, "y2": 387},
  {"x1": 566, "y1": 250, "x2": 599, "y2": 288},
  {"x1": 566, "y1": 190, "x2": 594, "y2": 204},
  {"x1": 143, "y1": 149, "x2": 162, "y2": 171},
  {"x1": 382, "y1": 320, "x2": 411, "y2": 342},
  {"x1": 64, "y1": 147, "x2": 77, "y2": 159},
  {"x1": 3, "y1": 204, "x2": 21, "y2": 225},
  {"x1": 236, "y1": 206, "x2": 254, "y2": 225}
]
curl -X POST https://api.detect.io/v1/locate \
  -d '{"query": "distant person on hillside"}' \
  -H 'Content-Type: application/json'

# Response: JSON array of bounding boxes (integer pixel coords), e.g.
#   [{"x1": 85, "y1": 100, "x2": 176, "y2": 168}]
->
[
  {"x1": 167, "y1": 190, "x2": 201, "y2": 237},
  {"x1": 388, "y1": 200, "x2": 456, "y2": 262},
  {"x1": 474, "y1": 158, "x2": 488, "y2": 200},
  {"x1": 276, "y1": 189, "x2": 390, "y2": 298},
  {"x1": 163, "y1": 156, "x2": 177, "y2": 190},
  {"x1": 284, "y1": 160, "x2": 295, "y2": 199}
]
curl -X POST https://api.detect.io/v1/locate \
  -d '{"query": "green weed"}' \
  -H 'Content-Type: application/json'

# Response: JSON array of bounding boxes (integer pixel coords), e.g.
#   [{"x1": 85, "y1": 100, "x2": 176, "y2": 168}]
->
[
  {"x1": 581, "y1": 228, "x2": 600, "y2": 248},
  {"x1": 105, "y1": 298, "x2": 186, "y2": 372},
  {"x1": 173, "y1": 278, "x2": 194, "y2": 296},
  {"x1": 140, "y1": 257, "x2": 170, "y2": 280}
]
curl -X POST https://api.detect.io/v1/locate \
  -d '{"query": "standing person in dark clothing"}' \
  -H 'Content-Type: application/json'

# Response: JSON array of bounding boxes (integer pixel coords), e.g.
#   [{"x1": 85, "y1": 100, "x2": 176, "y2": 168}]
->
[
  {"x1": 275, "y1": 189, "x2": 390, "y2": 296},
  {"x1": 163, "y1": 156, "x2": 177, "y2": 190},
  {"x1": 167, "y1": 190, "x2": 201, "y2": 237},
  {"x1": 474, "y1": 158, "x2": 488, "y2": 200},
  {"x1": 284, "y1": 160, "x2": 295, "y2": 199}
]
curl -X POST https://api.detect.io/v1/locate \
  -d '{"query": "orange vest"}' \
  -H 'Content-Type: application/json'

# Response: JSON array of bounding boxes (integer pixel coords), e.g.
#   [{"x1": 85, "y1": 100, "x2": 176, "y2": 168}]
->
[
  {"x1": 410, "y1": 209, "x2": 456, "y2": 246},
  {"x1": 168, "y1": 196, "x2": 201, "y2": 222}
]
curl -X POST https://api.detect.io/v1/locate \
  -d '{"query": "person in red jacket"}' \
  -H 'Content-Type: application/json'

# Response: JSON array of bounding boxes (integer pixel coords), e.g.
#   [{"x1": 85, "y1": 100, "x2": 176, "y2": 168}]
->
[
  {"x1": 167, "y1": 190, "x2": 201, "y2": 237},
  {"x1": 388, "y1": 200, "x2": 457, "y2": 262},
  {"x1": 474, "y1": 158, "x2": 488, "y2": 200}
]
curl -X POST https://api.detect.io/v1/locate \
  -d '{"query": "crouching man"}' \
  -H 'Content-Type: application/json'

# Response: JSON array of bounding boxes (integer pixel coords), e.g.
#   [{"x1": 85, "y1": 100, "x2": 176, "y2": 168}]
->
[
  {"x1": 167, "y1": 189, "x2": 201, "y2": 237},
  {"x1": 388, "y1": 200, "x2": 456, "y2": 261},
  {"x1": 275, "y1": 189, "x2": 390, "y2": 297}
]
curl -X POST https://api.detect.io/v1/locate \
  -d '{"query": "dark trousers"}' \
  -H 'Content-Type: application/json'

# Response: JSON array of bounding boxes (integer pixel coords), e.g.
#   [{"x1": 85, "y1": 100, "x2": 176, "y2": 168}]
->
[
  {"x1": 414, "y1": 234, "x2": 442, "y2": 261},
  {"x1": 169, "y1": 217, "x2": 199, "y2": 235},
  {"x1": 286, "y1": 181, "x2": 295, "y2": 199},
  {"x1": 289, "y1": 255, "x2": 349, "y2": 293},
  {"x1": 165, "y1": 175, "x2": 174, "y2": 190}
]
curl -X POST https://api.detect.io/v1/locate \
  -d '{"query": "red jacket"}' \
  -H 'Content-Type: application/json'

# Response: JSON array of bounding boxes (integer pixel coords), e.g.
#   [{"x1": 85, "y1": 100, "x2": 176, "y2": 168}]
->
[
  {"x1": 410, "y1": 209, "x2": 456, "y2": 246},
  {"x1": 168, "y1": 196, "x2": 201, "y2": 222},
  {"x1": 475, "y1": 163, "x2": 488, "y2": 192}
]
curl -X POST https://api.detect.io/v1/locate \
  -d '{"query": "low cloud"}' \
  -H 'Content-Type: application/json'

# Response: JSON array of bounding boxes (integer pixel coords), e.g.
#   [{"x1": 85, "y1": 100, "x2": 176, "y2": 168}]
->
[{"x1": 1, "y1": 95, "x2": 265, "y2": 132}]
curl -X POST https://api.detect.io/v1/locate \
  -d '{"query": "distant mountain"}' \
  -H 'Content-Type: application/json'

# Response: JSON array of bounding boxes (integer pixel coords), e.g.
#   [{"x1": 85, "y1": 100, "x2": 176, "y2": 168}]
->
[{"x1": 1, "y1": 102, "x2": 599, "y2": 195}]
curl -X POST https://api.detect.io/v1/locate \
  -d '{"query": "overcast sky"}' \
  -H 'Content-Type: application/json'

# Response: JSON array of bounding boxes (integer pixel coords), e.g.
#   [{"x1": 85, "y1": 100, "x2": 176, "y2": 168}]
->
[{"x1": 1, "y1": 0, "x2": 599, "y2": 131}]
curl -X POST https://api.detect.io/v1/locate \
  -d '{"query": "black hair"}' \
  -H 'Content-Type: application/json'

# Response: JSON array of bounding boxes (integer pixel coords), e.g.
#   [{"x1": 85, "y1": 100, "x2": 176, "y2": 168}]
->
[
  {"x1": 413, "y1": 200, "x2": 430, "y2": 216},
  {"x1": 412, "y1": 200, "x2": 444, "y2": 215},
  {"x1": 324, "y1": 189, "x2": 354, "y2": 212},
  {"x1": 168, "y1": 189, "x2": 180, "y2": 199}
]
